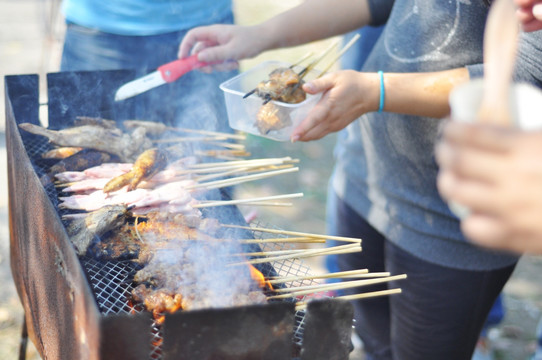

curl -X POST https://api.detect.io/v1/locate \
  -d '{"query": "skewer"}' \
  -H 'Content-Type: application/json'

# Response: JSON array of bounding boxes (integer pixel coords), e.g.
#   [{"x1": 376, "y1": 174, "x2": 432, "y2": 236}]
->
[
  {"x1": 230, "y1": 201, "x2": 293, "y2": 207},
  {"x1": 153, "y1": 136, "x2": 229, "y2": 144},
  {"x1": 169, "y1": 127, "x2": 247, "y2": 141},
  {"x1": 243, "y1": 52, "x2": 317, "y2": 99},
  {"x1": 290, "y1": 51, "x2": 315, "y2": 69},
  {"x1": 229, "y1": 249, "x2": 307, "y2": 257},
  {"x1": 268, "y1": 274, "x2": 407, "y2": 299},
  {"x1": 298, "y1": 39, "x2": 340, "y2": 79},
  {"x1": 186, "y1": 167, "x2": 299, "y2": 190},
  {"x1": 267, "y1": 269, "x2": 394, "y2": 284},
  {"x1": 192, "y1": 193, "x2": 303, "y2": 208},
  {"x1": 204, "y1": 141, "x2": 246, "y2": 150},
  {"x1": 316, "y1": 33, "x2": 361, "y2": 78},
  {"x1": 194, "y1": 149, "x2": 251, "y2": 158},
  {"x1": 294, "y1": 288, "x2": 402, "y2": 311},
  {"x1": 193, "y1": 164, "x2": 295, "y2": 183},
  {"x1": 237, "y1": 237, "x2": 326, "y2": 244},
  {"x1": 187, "y1": 157, "x2": 296, "y2": 169},
  {"x1": 229, "y1": 243, "x2": 361, "y2": 266},
  {"x1": 221, "y1": 224, "x2": 362, "y2": 244}
]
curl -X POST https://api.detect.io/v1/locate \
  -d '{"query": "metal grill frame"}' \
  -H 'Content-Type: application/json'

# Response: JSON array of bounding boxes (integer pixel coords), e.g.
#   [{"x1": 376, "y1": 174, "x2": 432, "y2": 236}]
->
[{"x1": 6, "y1": 71, "x2": 352, "y2": 360}]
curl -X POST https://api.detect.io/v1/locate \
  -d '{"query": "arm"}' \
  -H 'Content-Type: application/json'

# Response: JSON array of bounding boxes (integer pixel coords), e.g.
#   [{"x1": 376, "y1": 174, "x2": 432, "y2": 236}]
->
[
  {"x1": 178, "y1": 0, "x2": 373, "y2": 63},
  {"x1": 290, "y1": 67, "x2": 470, "y2": 141}
]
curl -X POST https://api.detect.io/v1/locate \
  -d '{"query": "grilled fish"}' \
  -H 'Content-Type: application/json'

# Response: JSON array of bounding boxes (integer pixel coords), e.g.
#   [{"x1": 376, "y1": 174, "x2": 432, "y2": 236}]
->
[
  {"x1": 66, "y1": 204, "x2": 131, "y2": 256},
  {"x1": 103, "y1": 148, "x2": 168, "y2": 193},
  {"x1": 19, "y1": 123, "x2": 152, "y2": 162}
]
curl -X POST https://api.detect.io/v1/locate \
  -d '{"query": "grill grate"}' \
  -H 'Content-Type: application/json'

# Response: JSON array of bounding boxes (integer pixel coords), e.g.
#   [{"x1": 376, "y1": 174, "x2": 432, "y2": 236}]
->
[{"x1": 20, "y1": 129, "x2": 327, "y2": 359}]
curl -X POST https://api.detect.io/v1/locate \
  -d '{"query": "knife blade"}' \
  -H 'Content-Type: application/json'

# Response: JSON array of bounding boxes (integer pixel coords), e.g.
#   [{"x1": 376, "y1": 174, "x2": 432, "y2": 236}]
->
[{"x1": 114, "y1": 54, "x2": 214, "y2": 101}]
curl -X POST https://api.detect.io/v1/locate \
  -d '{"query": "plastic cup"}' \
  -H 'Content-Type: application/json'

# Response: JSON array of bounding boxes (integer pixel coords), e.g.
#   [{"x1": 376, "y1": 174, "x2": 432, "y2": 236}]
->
[{"x1": 447, "y1": 79, "x2": 542, "y2": 218}]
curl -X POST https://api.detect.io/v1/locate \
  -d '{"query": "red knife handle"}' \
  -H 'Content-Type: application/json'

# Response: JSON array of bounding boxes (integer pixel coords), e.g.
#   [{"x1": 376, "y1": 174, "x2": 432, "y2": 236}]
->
[{"x1": 158, "y1": 55, "x2": 213, "y2": 83}]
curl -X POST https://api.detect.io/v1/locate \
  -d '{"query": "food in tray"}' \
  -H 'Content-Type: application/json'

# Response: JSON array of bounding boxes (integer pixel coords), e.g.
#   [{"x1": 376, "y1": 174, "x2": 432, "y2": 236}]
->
[
  {"x1": 255, "y1": 102, "x2": 292, "y2": 135},
  {"x1": 251, "y1": 67, "x2": 307, "y2": 104}
]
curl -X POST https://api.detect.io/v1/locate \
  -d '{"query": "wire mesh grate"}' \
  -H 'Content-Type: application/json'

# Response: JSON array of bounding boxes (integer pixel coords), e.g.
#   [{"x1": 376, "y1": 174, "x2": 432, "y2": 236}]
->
[{"x1": 20, "y1": 131, "x2": 331, "y2": 359}]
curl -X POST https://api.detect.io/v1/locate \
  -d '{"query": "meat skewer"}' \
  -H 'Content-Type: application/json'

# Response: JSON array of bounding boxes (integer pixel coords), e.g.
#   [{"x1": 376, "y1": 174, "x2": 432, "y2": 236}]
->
[{"x1": 103, "y1": 148, "x2": 168, "y2": 193}]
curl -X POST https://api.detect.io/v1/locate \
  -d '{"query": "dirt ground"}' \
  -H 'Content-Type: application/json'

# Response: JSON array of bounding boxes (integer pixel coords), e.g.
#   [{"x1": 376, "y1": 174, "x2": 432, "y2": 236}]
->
[{"x1": 1, "y1": 1, "x2": 542, "y2": 360}]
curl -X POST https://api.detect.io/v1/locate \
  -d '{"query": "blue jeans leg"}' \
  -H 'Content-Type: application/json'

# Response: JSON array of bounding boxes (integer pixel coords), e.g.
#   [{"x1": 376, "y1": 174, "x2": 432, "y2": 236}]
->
[{"x1": 329, "y1": 192, "x2": 516, "y2": 360}]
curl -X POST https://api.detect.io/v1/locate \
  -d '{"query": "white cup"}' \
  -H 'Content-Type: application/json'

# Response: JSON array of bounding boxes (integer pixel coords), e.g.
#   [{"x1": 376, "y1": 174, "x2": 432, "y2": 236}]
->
[{"x1": 447, "y1": 79, "x2": 542, "y2": 218}]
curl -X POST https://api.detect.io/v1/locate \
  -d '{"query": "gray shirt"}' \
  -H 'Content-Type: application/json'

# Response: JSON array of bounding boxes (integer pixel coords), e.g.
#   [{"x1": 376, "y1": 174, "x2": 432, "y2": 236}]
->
[{"x1": 331, "y1": 0, "x2": 526, "y2": 270}]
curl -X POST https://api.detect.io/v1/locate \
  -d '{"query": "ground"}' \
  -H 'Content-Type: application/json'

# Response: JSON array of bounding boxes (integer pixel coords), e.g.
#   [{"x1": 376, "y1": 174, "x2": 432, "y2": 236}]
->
[{"x1": 1, "y1": 1, "x2": 541, "y2": 359}]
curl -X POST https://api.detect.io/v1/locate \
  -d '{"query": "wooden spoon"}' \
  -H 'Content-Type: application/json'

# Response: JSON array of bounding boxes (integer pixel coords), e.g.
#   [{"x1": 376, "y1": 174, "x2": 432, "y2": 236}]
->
[{"x1": 477, "y1": 0, "x2": 520, "y2": 126}]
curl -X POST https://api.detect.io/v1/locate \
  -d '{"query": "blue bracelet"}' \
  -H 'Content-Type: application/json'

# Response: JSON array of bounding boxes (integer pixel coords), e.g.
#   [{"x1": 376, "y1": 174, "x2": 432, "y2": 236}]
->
[{"x1": 378, "y1": 70, "x2": 385, "y2": 113}]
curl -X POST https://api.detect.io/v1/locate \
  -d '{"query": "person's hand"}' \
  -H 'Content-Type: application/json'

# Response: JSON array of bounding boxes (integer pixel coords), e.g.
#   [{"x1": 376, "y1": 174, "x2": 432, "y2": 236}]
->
[
  {"x1": 290, "y1": 71, "x2": 379, "y2": 142},
  {"x1": 515, "y1": 0, "x2": 542, "y2": 32},
  {"x1": 435, "y1": 120, "x2": 542, "y2": 254},
  {"x1": 178, "y1": 24, "x2": 266, "y2": 71}
]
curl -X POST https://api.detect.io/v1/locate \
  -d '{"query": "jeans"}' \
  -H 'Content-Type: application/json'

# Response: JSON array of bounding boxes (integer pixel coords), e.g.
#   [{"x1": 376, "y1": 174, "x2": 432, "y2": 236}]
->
[
  {"x1": 60, "y1": 14, "x2": 237, "y2": 132},
  {"x1": 327, "y1": 191, "x2": 517, "y2": 360}
]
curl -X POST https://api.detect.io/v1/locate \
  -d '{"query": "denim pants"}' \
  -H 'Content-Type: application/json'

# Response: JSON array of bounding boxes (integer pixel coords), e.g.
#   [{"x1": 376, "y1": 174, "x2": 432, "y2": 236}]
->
[
  {"x1": 327, "y1": 191, "x2": 516, "y2": 360},
  {"x1": 60, "y1": 15, "x2": 238, "y2": 132}
]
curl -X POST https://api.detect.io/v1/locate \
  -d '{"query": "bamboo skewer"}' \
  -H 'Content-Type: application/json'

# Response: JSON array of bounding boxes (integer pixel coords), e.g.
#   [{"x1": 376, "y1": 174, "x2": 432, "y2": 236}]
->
[
  {"x1": 187, "y1": 157, "x2": 296, "y2": 169},
  {"x1": 294, "y1": 288, "x2": 403, "y2": 311},
  {"x1": 229, "y1": 249, "x2": 307, "y2": 257},
  {"x1": 192, "y1": 164, "x2": 295, "y2": 182},
  {"x1": 153, "y1": 136, "x2": 229, "y2": 143},
  {"x1": 221, "y1": 224, "x2": 362, "y2": 244},
  {"x1": 186, "y1": 167, "x2": 299, "y2": 190},
  {"x1": 317, "y1": 33, "x2": 361, "y2": 78},
  {"x1": 268, "y1": 274, "x2": 407, "y2": 299},
  {"x1": 290, "y1": 51, "x2": 315, "y2": 68},
  {"x1": 170, "y1": 127, "x2": 247, "y2": 141},
  {"x1": 267, "y1": 269, "x2": 395, "y2": 285},
  {"x1": 237, "y1": 237, "x2": 326, "y2": 244},
  {"x1": 298, "y1": 39, "x2": 340, "y2": 80},
  {"x1": 194, "y1": 149, "x2": 251, "y2": 158},
  {"x1": 229, "y1": 243, "x2": 361, "y2": 266},
  {"x1": 192, "y1": 193, "x2": 303, "y2": 208}
]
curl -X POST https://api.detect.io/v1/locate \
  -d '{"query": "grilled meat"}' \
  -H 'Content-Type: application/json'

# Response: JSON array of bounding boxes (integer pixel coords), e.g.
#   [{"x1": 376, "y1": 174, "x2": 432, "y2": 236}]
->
[
  {"x1": 66, "y1": 204, "x2": 131, "y2": 256},
  {"x1": 19, "y1": 123, "x2": 152, "y2": 162},
  {"x1": 42, "y1": 149, "x2": 121, "y2": 186},
  {"x1": 255, "y1": 102, "x2": 292, "y2": 135},
  {"x1": 123, "y1": 120, "x2": 169, "y2": 136},
  {"x1": 103, "y1": 148, "x2": 168, "y2": 193},
  {"x1": 254, "y1": 67, "x2": 306, "y2": 104},
  {"x1": 42, "y1": 146, "x2": 83, "y2": 159}
]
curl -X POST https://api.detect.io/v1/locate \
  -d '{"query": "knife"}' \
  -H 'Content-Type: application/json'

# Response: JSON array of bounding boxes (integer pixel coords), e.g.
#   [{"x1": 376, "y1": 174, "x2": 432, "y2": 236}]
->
[{"x1": 114, "y1": 54, "x2": 215, "y2": 101}]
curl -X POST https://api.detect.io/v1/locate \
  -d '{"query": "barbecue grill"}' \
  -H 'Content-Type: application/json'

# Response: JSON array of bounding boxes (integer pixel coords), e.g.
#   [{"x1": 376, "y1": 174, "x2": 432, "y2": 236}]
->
[{"x1": 5, "y1": 70, "x2": 354, "y2": 360}]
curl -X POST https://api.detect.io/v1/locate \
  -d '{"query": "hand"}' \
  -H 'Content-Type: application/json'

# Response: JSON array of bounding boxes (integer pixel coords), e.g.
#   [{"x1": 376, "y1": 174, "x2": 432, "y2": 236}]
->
[
  {"x1": 178, "y1": 24, "x2": 266, "y2": 70},
  {"x1": 514, "y1": 0, "x2": 542, "y2": 32},
  {"x1": 435, "y1": 120, "x2": 542, "y2": 254},
  {"x1": 290, "y1": 71, "x2": 379, "y2": 142}
]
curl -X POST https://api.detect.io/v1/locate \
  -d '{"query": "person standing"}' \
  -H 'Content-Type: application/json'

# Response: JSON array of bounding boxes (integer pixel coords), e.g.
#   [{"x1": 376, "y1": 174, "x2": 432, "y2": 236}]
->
[
  {"x1": 60, "y1": 0, "x2": 237, "y2": 132},
  {"x1": 177, "y1": 0, "x2": 531, "y2": 358}
]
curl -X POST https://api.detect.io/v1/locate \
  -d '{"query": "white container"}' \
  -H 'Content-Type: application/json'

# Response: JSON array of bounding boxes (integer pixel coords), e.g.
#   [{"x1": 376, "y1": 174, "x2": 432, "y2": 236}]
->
[
  {"x1": 219, "y1": 61, "x2": 322, "y2": 141},
  {"x1": 447, "y1": 79, "x2": 542, "y2": 218}
]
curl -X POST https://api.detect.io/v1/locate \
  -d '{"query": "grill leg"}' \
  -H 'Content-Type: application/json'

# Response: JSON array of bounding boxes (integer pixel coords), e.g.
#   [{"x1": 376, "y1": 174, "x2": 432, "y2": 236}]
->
[{"x1": 19, "y1": 316, "x2": 27, "y2": 360}]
